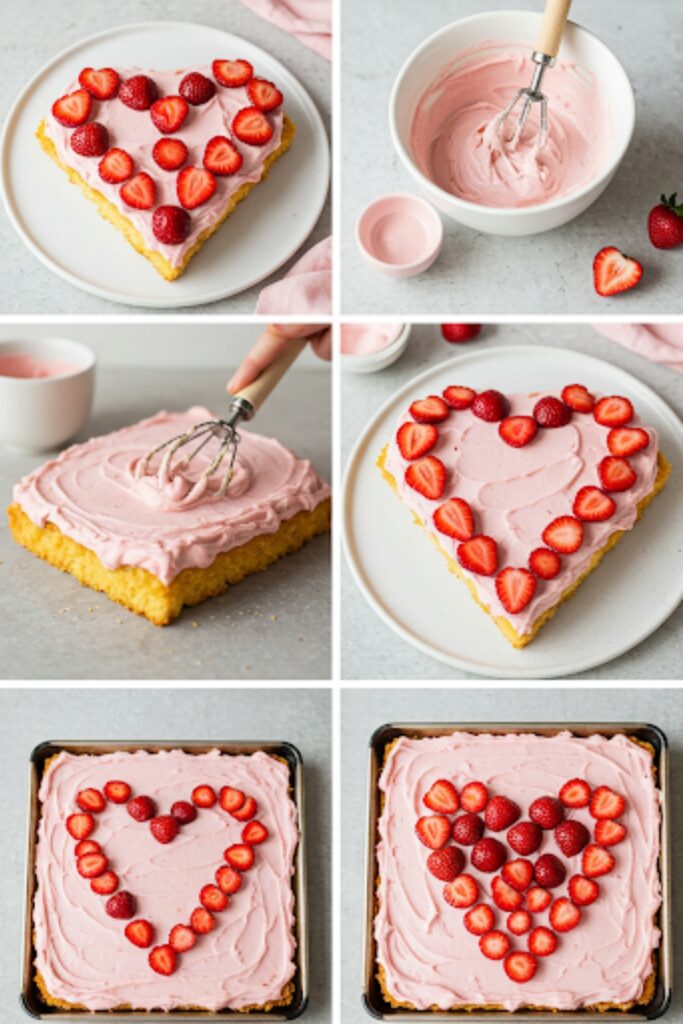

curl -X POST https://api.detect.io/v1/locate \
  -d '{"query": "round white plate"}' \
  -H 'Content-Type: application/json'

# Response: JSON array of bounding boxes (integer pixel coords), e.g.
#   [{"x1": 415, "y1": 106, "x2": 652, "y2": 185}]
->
[
  {"x1": 0, "y1": 21, "x2": 329, "y2": 309},
  {"x1": 343, "y1": 345, "x2": 683, "y2": 679}
]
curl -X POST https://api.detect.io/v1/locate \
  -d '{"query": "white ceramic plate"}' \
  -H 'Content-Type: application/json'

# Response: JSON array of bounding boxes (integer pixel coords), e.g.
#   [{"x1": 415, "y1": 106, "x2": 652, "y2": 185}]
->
[
  {"x1": 343, "y1": 345, "x2": 683, "y2": 679},
  {"x1": 0, "y1": 21, "x2": 329, "y2": 309}
]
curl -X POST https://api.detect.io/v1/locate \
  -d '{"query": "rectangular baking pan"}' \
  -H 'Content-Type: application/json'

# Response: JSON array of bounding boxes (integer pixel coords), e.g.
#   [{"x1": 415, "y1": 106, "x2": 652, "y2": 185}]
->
[
  {"x1": 22, "y1": 740, "x2": 309, "y2": 1021},
  {"x1": 363, "y1": 723, "x2": 671, "y2": 1022}
]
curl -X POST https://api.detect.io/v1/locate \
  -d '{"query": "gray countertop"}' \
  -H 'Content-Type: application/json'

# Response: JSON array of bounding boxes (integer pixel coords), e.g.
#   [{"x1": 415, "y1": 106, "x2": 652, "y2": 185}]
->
[
  {"x1": 341, "y1": 0, "x2": 683, "y2": 316},
  {"x1": 341, "y1": 686, "x2": 683, "y2": 1023},
  {"x1": 0, "y1": 686, "x2": 331, "y2": 1023},
  {"x1": 1, "y1": 365, "x2": 331, "y2": 680},
  {"x1": 0, "y1": 0, "x2": 330, "y2": 314},
  {"x1": 341, "y1": 324, "x2": 683, "y2": 680}
]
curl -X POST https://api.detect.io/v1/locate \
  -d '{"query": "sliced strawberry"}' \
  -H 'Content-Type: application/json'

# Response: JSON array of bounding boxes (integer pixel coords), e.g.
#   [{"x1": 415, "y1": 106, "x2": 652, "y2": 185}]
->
[
  {"x1": 464, "y1": 903, "x2": 495, "y2": 936},
  {"x1": 74, "y1": 839, "x2": 101, "y2": 858},
  {"x1": 568, "y1": 874, "x2": 600, "y2": 907},
  {"x1": 582, "y1": 843, "x2": 615, "y2": 878},
  {"x1": 98, "y1": 147, "x2": 134, "y2": 184},
  {"x1": 589, "y1": 785, "x2": 626, "y2": 820},
  {"x1": 550, "y1": 897, "x2": 581, "y2": 933},
  {"x1": 442, "y1": 385, "x2": 477, "y2": 409},
  {"x1": 152, "y1": 205, "x2": 191, "y2": 245},
  {"x1": 433, "y1": 497, "x2": 474, "y2": 541},
  {"x1": 424, "y1": 779, "x2": 459, "y2": 814},
  {"x1": 179, "y1": 71, "x2": 216, "y2": 106},
  {"x1": 242, "y1": 820, "x2": 269, "y2": 845},
  {"x1": 77, "y1": 852, "x2": 108, "y2": 878},
  {"x1": 452, "y1": 812, "x2": 484, "y2": 845},
  {"x1": 125, "y1": 919, "x2": 154, "y2": 949},
  {"x1": 153, "y1": 137, "x2": 188, "y2": 171},
  {"x1": 502, "y1": 858, "x2": 534, "y2": 892},
  {"x1": 534, "y1": 853, "x2": 566, "y2": 889},
  {"x1": 472, "y1": 837, "x2": 507, "y2": 873},
  {"x1": 150, "y1": 815, "x2": 179, "y2": 845},
  {"x1": 457, "y1": 535, "x2": 498, "y2": 576},
  {"x1": 528, "y1": 925, "x2": 557, "y2": 956},
  {"x1": 79, "y1": 67, "x2": 119, "y2": 100},
  {"x1": 595, "y1": 819, "x2": 627, "y2": 847},
  {"x1": 443, "y1": 874, "x2": 478, "y2": 908},
  {"x1": 213, "y1": 58, "x2": 254, "y2": 88},
  {"x1": 230, "y1": 795, "x2": 258, "y2": 821},
  {"x1": 507, "y1": 910, "x2": 532, "y2": 935},
  {"x1": 66, "y1": 812, "x2": 95, "y2": 840},
  {"x1": 485, "y1": 796, "x2": 520, "y2": 832},
  {"x1": 525, "y1": 886, "x2": 552, "y2": 912},
  {"x1": 247, "y1": 78, "x2": 283, "y2": 112},
  {"x1": 471, "y1": 389, "x2": 509, "y2": 422},
  {"x1": 203, "y1": 135, "x2": 243, "y2": 176},
  {"x1": 559, "y1": 778, "x2": 591, "y2": 808},
  {"x1": 76, "y1": 788, "x2": 106, "y2": 813},
  {"x1": 460, "y1": 781, "x2": 488, "y2": 813},
  {"x1": 216, "y1": 865, "x2": 243, "y2": 894},
  {"x1": 533, "y1": 396, "x2": 571, "y2": 429},
  {"x1": 491, "y1": 875, "x2": 522, "y2": 911},
  {"x1": 480, "y1": 930, "x2": 510, "y2": 960},
  {"x1": 405, "y1": 456, "x2": 446, "y2": 500},
  {"x1": 232, "y1": 106, "x2": 274, "y2": 146},
  {"x1": 149, "y1": 944, "x2": 177, "y2": 975},
  {"x1": 573, "y1": 486, "x2": 616, "y2": 522},
  {"x1": 169, "y1": 924, "x2": 196, "y2": 952},
  {"x1": 219, "y1": 786, "x2": 245, "y2": 814},
  {"x1": 499, "y1": 416, "x2": 537, "y2": 448},
  {"x1": 495, "y1": 567, "x2": 536, "y2": 614},
  {"x1": 409, "y1": 395, "x2": 450, "y2": 423},
  {"x1": 396, "y1": 421, "x2": 438, "y2": 461},
  {"x1": 561, "y1": 384, "x2": 595, "y2": 413},
  {"x1": 504, "y1": 951, "x2": 537, "y2": 983},
  {"x1": 150, "y1": 95, "x2": 189, "y2": 134},
  {"x1": 607, "y1": 426, "x2": 650, "y2": 457},
  {"x1": 90, "y1": 870, "x2": 119, "y2": 895},
  {"x1": 71, "y1": 122, "x2": 109, "y2": 157},
  {"x1": 507, "y1": 821, "x2": 542, "y2": 856},
  {"x1": 441, "y1": 324, "x2": 481, "y2": 342},
  {"x1": 542, "y1": 516, "x2": 583, "y2": 554},
  {"x1": 171, "y1": 800, "x2": 197, "y2": 825},
  {"x1": 200, "y1": 884, "x2": 229, "y2": 912},
  {"x1": 120, "y1": 172, "x2": 156, "y2": 210},
  {"x1": 177, "y1": 166, "x2": 217, "y2": 210},
  {"x1": 104, "y1": 780, "x2": 131, "y2": 804},
  {"x1": 427, "y1": 845, "x2": 465, "y2": 882},
  {"x1": 106, "y1": 891, "x2": 136, "y2": 919},
  {"x1": 225, "y1": 843, "x2": 255, "y2": 871},
  {"x1": 415, "y1": 814, "x2": 451, "y2": 850},
  {"x1": 529, "y1": 547, "x2": 562, "y2": 580},
  {"x1": 190, "y1": 907, "x2": 216, "y2": 934},
  {"x1": 593, "y1": 247, "x2": 643, "y2": 297},
  {"x1": 119, "y1": 74, "x2": 158, "y2": 111},
  {"x1": 554, "y1": 820, "x2": 590, "y2": 857},
  {"x1": 529, "y1": 796, "x2": 564, "y2": 830},
  {"x1": 127, "y1": 795, "x2": 156, "y2": 821},
  {"x1": 594, "y1": 395, "x2": 634, "y2": 427},
  {"x1": 52, "y1": 88, "x2": 92, "y2": 126}
]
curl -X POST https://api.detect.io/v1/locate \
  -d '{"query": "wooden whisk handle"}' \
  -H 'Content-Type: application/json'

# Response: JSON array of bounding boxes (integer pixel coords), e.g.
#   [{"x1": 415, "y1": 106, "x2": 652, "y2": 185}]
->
[
  {"x1": 536, "y1": 0, "x2": 572, "y2": 59},
  {"x1": 235, "y1": 338, "x2": 308, "y2": 412}
]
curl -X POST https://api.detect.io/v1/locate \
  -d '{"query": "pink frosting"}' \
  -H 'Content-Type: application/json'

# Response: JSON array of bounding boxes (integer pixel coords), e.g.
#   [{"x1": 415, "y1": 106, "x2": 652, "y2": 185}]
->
[
  {"x1": 34, "y1": 748, "x2": 298, "y2": 1012},
  {"x1": 44, "y1": 66, "x2": 284, "y2": 269},
  {"x1": 0, "y1": 354, "x2": 79, "y2": 378},
  {"x1": 341, "y1": 323, "x2": 402, "y2": 355},
  {"x1": 386, "y1": 391, "x2": 660, "y2": 635},
  {"x1": 594, "y1": 324, "x2": 683, "y2": 375},
  {"x1": 13, "y1": 407, "x2": 330, "y2": 585},
  {"x1": 410, "y1": 43, "x2": 610, "y2": 208},
  {"x1": 375, "y1": 731, "x2": 661, "y2": 1011}
]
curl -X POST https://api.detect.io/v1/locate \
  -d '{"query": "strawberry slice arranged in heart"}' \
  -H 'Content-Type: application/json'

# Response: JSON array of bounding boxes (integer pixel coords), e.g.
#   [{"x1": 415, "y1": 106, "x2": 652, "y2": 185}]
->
[
  {"x1": 396, "y1": 422, "x2": 438, "y2": 461},
  {"x1": 79, "y1": 67, "x2": 120, "y2": 100},
  {"x1": 233, "y1": 107, "x2": 274, "y2": 146}
]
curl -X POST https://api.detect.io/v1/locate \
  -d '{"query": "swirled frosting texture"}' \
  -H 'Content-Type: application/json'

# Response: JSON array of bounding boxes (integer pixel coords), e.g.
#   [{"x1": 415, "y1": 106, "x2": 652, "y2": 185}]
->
[
  {"x1": 410, "y1": 43, "x2": 610, "y2": 208},
  {"x1": 34, "y1": 748, "x2": 299, "y2": 1012},
  {"x1": 13, "y1": 407, "x2": 331, "y2": 585},
  {"x1": 386, "y1": 391, "x2": 659, "y2": 634},
  {"x1": 375, "y1": 732, "x2": 661, "y2": 1011},
  {"x1": 44, "y1": 66, "x2": 284, "y2": 269}
]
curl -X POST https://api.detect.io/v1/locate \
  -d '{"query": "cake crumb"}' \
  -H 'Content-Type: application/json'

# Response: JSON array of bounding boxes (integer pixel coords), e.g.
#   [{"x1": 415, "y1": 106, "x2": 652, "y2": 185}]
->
[
  {"x1": 270, "y1": 615, "x2": 278, "y2": 622},
  {"x1": 191, "y1": 621, "x2": 199, "y2": 628}
]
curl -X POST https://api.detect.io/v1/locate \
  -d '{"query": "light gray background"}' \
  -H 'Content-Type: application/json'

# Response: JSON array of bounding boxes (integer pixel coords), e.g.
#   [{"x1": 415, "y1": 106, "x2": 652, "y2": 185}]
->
[
  {"x1": 0, "y1": 0, "x2": 330, "y2": 314},
  {"x1": 342, "y1": 0, "x2": 683, "y2": 316},
  {"x1": 341, "y1": 687, "x2": 683, "y2": 1024},
  {"x1": 0, "y1": 686, "x2": 331, "y2": 1023},
  {"x1": 0, "y1": 328, "x2": 331, "y2": 680},
  {"x1": 341, "y1": 324, "x2": 683, "y2": 680}
]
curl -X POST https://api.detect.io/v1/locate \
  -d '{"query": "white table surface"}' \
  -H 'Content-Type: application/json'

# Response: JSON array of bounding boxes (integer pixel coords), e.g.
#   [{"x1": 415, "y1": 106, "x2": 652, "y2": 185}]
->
[
  {"x1": 341, "y1": 685, "x2": 683, "y2": 1023},
  {"x1": 0, "y1": 0, "x2": 330, "y2": 314},
  {"x1": 341, "y1": 0, "x2": 683, "y2": 316},
  {"x1": 0, "y1": 686, "x2": 331, "y2": 1022},
  {"x1": 341, "y1": 324, "x2": 683, "y2": 680}
]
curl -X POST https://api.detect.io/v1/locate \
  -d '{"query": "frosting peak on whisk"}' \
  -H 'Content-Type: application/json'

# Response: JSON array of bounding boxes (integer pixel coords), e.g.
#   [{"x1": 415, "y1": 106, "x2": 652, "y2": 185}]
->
[{"x1": 131, "y1": 451, "x2": 252, "y2": 511}]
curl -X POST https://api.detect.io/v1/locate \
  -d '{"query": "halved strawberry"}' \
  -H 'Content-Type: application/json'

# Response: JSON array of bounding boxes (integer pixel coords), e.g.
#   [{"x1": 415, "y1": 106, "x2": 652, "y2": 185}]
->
[
  {"x1": 507, "y1": 821, "x2": 542, "y2": 856},
  {"x1": 106, "y1": 891, "x2": 136, "y2": 919},
  {"x1": 427, "y1": 845, "x2": 465, "y2": 882},
  {"x1": 528, "y1": 925, "x2": 557, "y2": 956},
  {"x1": 589, "y1": 785, "x2": 626, "y2": 820},
  {"x1": 443, "y1": 874, "x2": 478, "y2": 908},
  {"x1": 472, "y1": 837, "x2": 507, "y2": 872},
  {"x1": 415, "y1": 814, "x2": 451, "y2": 850},
  {"x1": 153, "y1": 138, "x2": 188, "y2": 171},
  {"x1": 219, "y1": 786, "x2": 245, "y2": 814},
  {"x1": 75, "y1": 839, "x2": 101, "y2": 858},
  {"x1": 528, "y1": 547, "x2": 562, "y2": 580},
  {"x1": 90, "y1": 870, "x2": 119, "y2": 895},
  {"x1": 150, "y1": 95, "x2": 189, "y2": 134},
  {"x1": 396, "y1": 421, "x2": 438, "y2": 461},
  {"x1": 190, "y1": 907, "x2": 216, "y2": 934},
  {"x1": 433, "y1": 497, "x2": 474, "y2": 541},
  {"x1": 225, "y1": 843, "x2": 255, "y2": 870},
  {"x1": 104, "y1": 780, "x2": 131, "y2": 804},
  {"x1": 559, "y1": 778, "x2": 591, "y2": 808},
  {"x1": 98, "y1": 147, "x2": 134, "y2": 184},
  {"x1": 424, "y1": 779, "x2": 459, "y2": 814},
  {"x1": 561, "y1": 384, "x2": 594, "y2": 413},
  {"x1": 179, "y1": 72, "x2": 216, "y2": 106},
  {"x1": 200, "y1": 884, "x2": 229, "y2": 912},
  {"x1": 149, "y1": 944, "x2": 177, "y2": 975},
  {"x1": 409, "y1": 395, "x2": 450, "y2": 423},
  {"x1": 119, "y1": 74, "x2": 158, "y2": 110},
  {"x1": 479, "y1": 930, "x2": 510, "y2": 960},
  {"x1": 127, "y1": 795, "x2": 156, "y2": 821},
  {"x1": 549, "y1": 897, "x2": 581, "y2": 932},
  {"x1": 504, "y1": 951, "x2": 537, "y2": 983},
  {"x1": 525, "y1": 886, "x2": 551, "y2": 912},
  {"x1": 507, "y1": 910, "x2": 532, "y2": 935},
  {"x1": 593, "y1": 247, "x2": 643, "y2": 297},
  {"x1": 607, "y1": 426, "x2": 650, "y2": 457},
  {"x1": 77, "y1": 852, "x2": 109, "y2": 878},
  {"x1": 464, "y1": 903, "x2": 495, "y2": 936},
  {"x1": 213, "y1": 58, "x2": 254, "y2": 88},
  {"x1": 232, "y1": 106, "x2": 274, "y2": 146},
  {"x1": 192, "y1": 784, "x2": 216, "y2": 807},
  {"x1": 52, "y1": 88, "x2": 92, "y2": 126},
  {"x1": 594, "y1": 395, "x2": 634, "y2": 427},
  {"x1": 216, "y1": 865, "x2": 243, "y2": 894},
  {"x1": 568, "y1": 874, "x2": 600, "y2": 906},
  {"x1": 169, "y1": 923, "x2": 196, "y2": 952},
  {"x1": 242, "y1": 820, "x2": 269, "y2": 845},
  {"x1": 405, "y1": 456, "x2": 446, "y2": 500},
  {"x1": 502, "y1": 859, "x2": 534, "y2": 892},
  {"x1": 457, "y1": 535, "x2": 498, "y2": 576},
  {"x1": 573, "y1": 486, "x2": 616, "y2": 522},
  {"x1": 120, "y1": 172, "x2": 156, "y2": 210},
  {"x1": 542, "y1": 516, "x2": 583, "y2": 554},
  {"x1": 66, "y1": 812, "x2": 95, "y2": 840},
  {"x1": 582, "y1": 843, "x2": 615, "y2": 878},
  {"x1": 247, "y1": 78, "x2": 283, "y2": 112},
  {"x1": 460, "y1": 781, "x2": 488, "y2": 813},
  {"x1": 495, "y1": 567, "x2": 536, "y2": 614},
  {"x1": 203, "y1": 135, "x2": 243, "y2": 176},
  {"x1": 498, "y1": 416, "x2": 537, "y2": 448},
  {"x1": 150, "y1": 815, "x2": 179, "y2": 845},
  {"x1": 595, "y1": 819, "x2": 627, "y2": 847},
  {"x1": 71, "y1": 122, "x2": 109, "y2": 157},
  {"x1": 79, "y1": 67, "x2": 119, "y2": 100},
  {"x1": 442, "y1": 385, "x2": 476, "y2": 409},
  {"x1": 177, "y1": 166, "x2": 216, "y2": 209},
  {"x1": 231, "y1": 795, "x2": 258, "y2": 821},
  {"x1": 76, "y1": 788, "x2": 106, "y2": 813},
  {"x1": 125, "y1": 919, "x2": 154, "y2": 948},
  {"x1": 492, "y1": 875, "x2": 523, "y2": 911},
  {"x1": 485, "y1": 796, "x2": 521, "y2": 831},
  {"x1": 533, "y1": 396, "x2": 571, "y2": 429}
]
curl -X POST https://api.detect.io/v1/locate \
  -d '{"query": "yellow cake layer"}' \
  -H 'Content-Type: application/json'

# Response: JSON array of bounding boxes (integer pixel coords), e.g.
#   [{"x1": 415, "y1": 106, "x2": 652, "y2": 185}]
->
[
  {"x1": 378, "y1": 446, "x2": 671, "y2": 648},
  {"x1": 8, "y1": 497, "x2": 330, "y2": 626},
  {"x1": 36, "y1": 115, "x2": 296, "y2": 281}
]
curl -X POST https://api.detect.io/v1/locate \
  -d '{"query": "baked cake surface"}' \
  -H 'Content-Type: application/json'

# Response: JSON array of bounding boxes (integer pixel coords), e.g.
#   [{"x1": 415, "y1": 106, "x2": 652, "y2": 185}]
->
[
  {"x1": 34, "y1": 748, "x2": 298, "y2": 1013},
  {"x1": 375, "y1": 731, "x2": 661, "y2": 1012},
  {"x1": 382, "y1": 387, "x2": 669, "y2": 646}
]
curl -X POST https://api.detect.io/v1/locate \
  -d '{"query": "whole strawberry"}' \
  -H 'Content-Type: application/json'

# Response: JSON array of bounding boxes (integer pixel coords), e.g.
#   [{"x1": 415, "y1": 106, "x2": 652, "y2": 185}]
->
[{"x1": 648, "y1": 192, "x2": 683, "y2": 249}]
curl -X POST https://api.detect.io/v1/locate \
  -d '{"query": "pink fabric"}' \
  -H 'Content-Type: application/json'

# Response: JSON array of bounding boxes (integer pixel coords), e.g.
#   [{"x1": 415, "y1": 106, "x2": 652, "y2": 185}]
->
[
  {"x1": 256, "y1": 236, "x2": 332, "y2": 314},
  {"x1": 236, "y1": 0, "x2": 331, "y2": 60},
  {"x1": 593, "y1": 323, "x2": 683, "y2": 374}
]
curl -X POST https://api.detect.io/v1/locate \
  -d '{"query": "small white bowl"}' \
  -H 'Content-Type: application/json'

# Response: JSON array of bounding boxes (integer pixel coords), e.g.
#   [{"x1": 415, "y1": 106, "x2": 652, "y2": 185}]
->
[
  {"x1": 389, "y1": 11, "x2": 635, "y2": 236},
  {"x1": 0, "y1": 338, "x2": 95, "y2": 452},
  {"x1": 356, "y1": 194, "x2": 443, "y2": 277},
  {"x1": 341, "y1": 324, "x2": 412, "y2": 373}
]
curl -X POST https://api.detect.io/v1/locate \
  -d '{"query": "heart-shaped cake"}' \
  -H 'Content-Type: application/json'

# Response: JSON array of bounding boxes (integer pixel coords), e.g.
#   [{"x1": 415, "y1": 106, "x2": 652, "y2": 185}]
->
[
  {"x1": 380, "y1": 383, "x2": 670, "y2": 646},
  {"x1": 33, "y1": 748, "x2": 299, "y2": 1013},
  {"x1": 38, "y1": 61, "x2": 294, "y2": 280},
  {"x1": 374, "y1": 731, "x2": 661, "y2": 1012}
]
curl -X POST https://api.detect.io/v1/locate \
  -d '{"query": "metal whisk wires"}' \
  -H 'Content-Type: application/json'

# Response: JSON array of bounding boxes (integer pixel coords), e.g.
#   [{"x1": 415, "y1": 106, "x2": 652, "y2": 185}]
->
[{"x1": 498, "y1": 51, "x2": 553, "y2": 150}]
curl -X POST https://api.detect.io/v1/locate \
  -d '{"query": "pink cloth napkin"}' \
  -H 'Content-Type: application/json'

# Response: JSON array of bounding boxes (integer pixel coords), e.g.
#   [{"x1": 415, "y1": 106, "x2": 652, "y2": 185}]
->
[
  {"x1": 593, "y1": 324, "x2": 683, "y2": 374},
  {"x1": 236, "y1": 0, "x2": 331, "y2": 60},
  {"x1": 256, "y1": 236, "x2": 332, "y2": 314}
]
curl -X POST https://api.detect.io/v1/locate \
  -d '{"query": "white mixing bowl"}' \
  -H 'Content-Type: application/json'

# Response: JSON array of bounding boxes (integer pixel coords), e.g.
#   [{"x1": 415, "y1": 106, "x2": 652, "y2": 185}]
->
[{"x1": 389, "y1": 10, "x2": 635, "y2": 236}]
